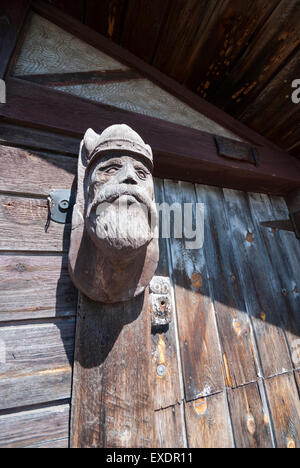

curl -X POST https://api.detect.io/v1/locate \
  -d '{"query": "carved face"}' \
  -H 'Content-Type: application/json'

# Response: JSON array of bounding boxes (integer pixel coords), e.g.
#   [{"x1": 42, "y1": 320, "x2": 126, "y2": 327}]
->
[{"x1": 86, "y1": 153, "x2": 157, "y2": 257}]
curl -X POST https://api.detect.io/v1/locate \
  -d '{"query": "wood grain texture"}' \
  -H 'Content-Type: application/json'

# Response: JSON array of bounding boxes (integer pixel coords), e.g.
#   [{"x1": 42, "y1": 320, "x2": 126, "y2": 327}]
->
[
  {"x1": 164, "y1": 179, "x2": 224, "y2": 401},
  {"x1": 154, "y1": 405, "x2": 185, "y2": 448},
  {"x1": 12, "y1": 12, "x2": 128, "y2": 76},
  {"x1": 0, "y1": 0, "x2": 31, "y2": 78},
  {"x1": 0, "y1": 194, "x2": 70, "y2": 252},
  {"x1": 248, "y1": 192, "x2": 300, "y2": 368},
  {"x1": 153, "y1": 0, "x2": 219, "y2": 83},
  {"x1": 265, "y1": 373, "x2": 300, "y2": 448},
  {"x1": 121, "y1": 0, "x2": 170, "y2": 63},
  {"x1": 0, "y1": 254, "x2": 77, "y2": 321},
  {"x1": 227, "y1": 383, "x2": 273, "y2": 448},
  {"x1": 71, "y1": 291, "x2": 154, "y2": 448},
  {"x1": 195, "y1": 185, "x2": 258, "y2": 388},
  {"x1": 3, "y1": 78, "x2": 300, "y2": 196},
  {"x1": 0, "y1": 404, "x2": 70, "y2": 448},
  {"x1": 85, "y1": 0, "x2": 128, "y2": 42},
  {"x1": 152, "y1": 179, "x2": 182, "y2": 410},
  {"x1": 0, "y1": 319, "x2": 75, "y2": 409},
  {"x1": 0, "y1": 122, "x2": 80, "y2": 155},
  {"x1": 185, "y1": 392, "x2": 234, "y2": 448},
  {"x1": 0, "y1": 144, "x2": 76, "y2": 196},
  {"x1": 223, "y1": 188, "x2": 292, "y2": 378},
  {"x1": 213, "y1": 0, "x2": 300, "y2": 118}
]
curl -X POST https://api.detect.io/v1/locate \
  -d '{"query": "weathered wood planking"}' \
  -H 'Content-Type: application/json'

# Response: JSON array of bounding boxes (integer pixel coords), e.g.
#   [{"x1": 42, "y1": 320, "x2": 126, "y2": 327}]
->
[
  {"x1": 0, "y1": 319, "x2": 75, "y2": 410},
  {"x1": 0, "y1": 254, "x2": 77, "y2": 321},
  {"x1": 154, "y1": 405, "x2": 185, "y2": 449},
  {"x1": 121, "y1": 0, "x2": 170, "y2": 64},
  {"x1": 184, "y1": 392, "x2": 234, "y2": 448},
  {"x1": 223, "y1": 188, "x2": 292, "y2": 378},
  {"x1": 0, "y1": 404, "x2": 70, "y2": 448},
  {"x1": 185, "y1": 0, "x2": 279, "y2": 98},
  {"x1": 152, "y1": 179, "x2": 182, "y2": 410},
  {"x1": 265, "y1": 373, "x2": 300, "y2": 448},
  {"x1": 227, "y1": 382, "x2": 273, "y2": 448},
  {"x1": 0, "y1": 0, "x2": 31, "y2": 78},
  {"x1": 0, "y1": 122, "x2": 80, "y2": 155},
  {"x1": 0, "y1": 145, "x2": 76, "y2": 196},
  {"x1": 85, "y1": 0, "x2": 128, "y2": 42},
  {"x1": 0, "y1": 194, "x2": 69, "y2": 252},
  {"x1": 164, "y1": 179, "x2": 224, "y2": 401},
  {"x1": 71, "y1": 291, "x2": 153, "y2": 448},
  {"x1": 153, "y1": 0, "x2": 219, "y2": 83},
  {"x1": 248, "y1": 192, "x2": 300, "y2": 368},
  {"x1": 27, "y1": 437, "x2": 68, "y2": 448},
  {"x1": 214, "y1": 0, "x2": 300, "y2": 118},
  {"x1": 240, "y1": 49, "x2": 300, "y2": 139},
  {"x1": 196, "y1": 185, "x2": 257, "y2": 388}
]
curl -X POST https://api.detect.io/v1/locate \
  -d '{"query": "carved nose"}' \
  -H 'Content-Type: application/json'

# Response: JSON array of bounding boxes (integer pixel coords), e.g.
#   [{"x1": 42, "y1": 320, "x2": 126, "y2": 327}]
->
[
  {"x1": 123, "y1": 176, "x2": 138, "y2": 185},
  {"x1": 120, "y1": 165, "x2": 138, "y2": 185}
]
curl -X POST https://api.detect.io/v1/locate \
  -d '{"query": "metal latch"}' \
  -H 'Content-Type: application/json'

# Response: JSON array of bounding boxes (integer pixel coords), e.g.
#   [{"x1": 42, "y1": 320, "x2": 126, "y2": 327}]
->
[
  {"x1": 48, "y1": 189, "x2": 75, "y2": 224},
  {"x1": 149, "y1": 276, "x2": 172, "y2": 328}
]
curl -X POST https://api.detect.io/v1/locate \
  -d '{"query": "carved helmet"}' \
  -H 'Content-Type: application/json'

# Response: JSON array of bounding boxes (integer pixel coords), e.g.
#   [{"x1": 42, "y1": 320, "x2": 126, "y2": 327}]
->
[{"x1": 83, "y1": 124, "x2": 153, "y2": 169}]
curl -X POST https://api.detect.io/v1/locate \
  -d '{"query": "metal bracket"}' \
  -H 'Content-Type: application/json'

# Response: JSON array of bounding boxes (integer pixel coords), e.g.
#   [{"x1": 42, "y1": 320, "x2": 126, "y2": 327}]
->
[
  {"x1": 49, "y1": 189, "x2": 75, "y2": 224},
  {"x1": 149, "y1": 276, "x2": 172, "y2": 328}
]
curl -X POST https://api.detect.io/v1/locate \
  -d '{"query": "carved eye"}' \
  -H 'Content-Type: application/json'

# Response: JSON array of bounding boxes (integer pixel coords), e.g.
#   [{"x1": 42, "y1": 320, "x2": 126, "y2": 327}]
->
[
  {"x1": 104, "y1": 165, "x2": 120, "y2": 175},
  {"x1": 136, "y1": 169, "x2": 148, "y2": 180}
]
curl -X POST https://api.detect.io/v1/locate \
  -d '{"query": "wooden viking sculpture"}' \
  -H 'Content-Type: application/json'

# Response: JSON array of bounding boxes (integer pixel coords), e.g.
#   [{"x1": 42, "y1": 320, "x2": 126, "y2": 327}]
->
[{"x1": 68, "y1": 124, "x2": 159, "y2": 303}]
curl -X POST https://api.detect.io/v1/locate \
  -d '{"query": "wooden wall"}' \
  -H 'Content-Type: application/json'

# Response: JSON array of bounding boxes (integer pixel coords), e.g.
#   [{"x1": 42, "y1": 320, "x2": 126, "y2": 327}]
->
[
  {"x1": 1, "y1": 6, "x2": 300, "y2": 448},
  {"x1": 0, "y1": 125, "x2": 79, "y2": 448}
]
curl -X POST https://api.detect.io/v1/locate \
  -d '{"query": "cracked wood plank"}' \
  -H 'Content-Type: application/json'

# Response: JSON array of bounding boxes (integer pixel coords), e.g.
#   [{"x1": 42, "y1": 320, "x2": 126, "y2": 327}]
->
[
  {"x1": 185, "y1": 391, "x2": 234, "y2": 448},
  {"x1": 227, "y1": 382, "x2": 273, "y2": 448}
]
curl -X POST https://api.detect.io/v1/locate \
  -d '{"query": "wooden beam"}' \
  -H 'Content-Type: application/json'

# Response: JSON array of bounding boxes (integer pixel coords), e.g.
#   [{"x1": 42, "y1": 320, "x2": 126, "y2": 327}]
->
[
  {"x1": 31, "y1": 0, "x2": 287, "y2": 152},
  {"x1": 0, "y1": 0, "x2": 31, "y2": 79},
  {"x1": 70, "y1": 291, "x2": 154, "y2": 448},
  {"x1": 16, "y1": 69, "x2": 142, "y2": 87},
  {"x1": 2, "y1": 77, "x2": 300, "y2": 196}
]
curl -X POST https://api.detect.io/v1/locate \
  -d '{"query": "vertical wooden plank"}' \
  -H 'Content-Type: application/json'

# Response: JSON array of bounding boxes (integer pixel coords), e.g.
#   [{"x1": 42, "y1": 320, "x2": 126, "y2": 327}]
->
[
  {"x1": 163, "y1": 180, "x2": 224, "y2": 401},
  {"x1": 196, "y1": 184, "x2": 258, "y2": 388},
  {"x1": 154, "y1": 405, "x2": 185, "y2": 448},
  {"x1": 223, "y1": 188, "x2": 292, "y2": 378},
  {"x1": 152, "y1": 179, "x2": 182, "y2": 410},
  {"x1": 121, "y1": 0, "x2": 170, "y2": 63},
  {"x1": 227, "y1": 383, "x2": 273, "y2": 448},
  {"x1": 85, "y1": 0, "x2": 128, "y2": 42},
  {"x1": 70, "y1": 291, "x2": 154, "y2": 448},
  {"x1": 185, "y1": 392, "x2": 234, "y2": 448},
  {"x1": 265, "y1": 373, "x2": 300, "y2": 448},
  {"x1": 0, "y1": 0, "x2": 30, "y2": 78},
  {"x1": 248, "y1": 192, "x2": 300, "y2": 368}
]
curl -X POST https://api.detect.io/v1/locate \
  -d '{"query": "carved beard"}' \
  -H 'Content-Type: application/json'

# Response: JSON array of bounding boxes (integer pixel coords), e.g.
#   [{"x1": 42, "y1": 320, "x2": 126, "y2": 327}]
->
[{"x1": 86, "y1": 184, "x2": 157, "y2": 258}]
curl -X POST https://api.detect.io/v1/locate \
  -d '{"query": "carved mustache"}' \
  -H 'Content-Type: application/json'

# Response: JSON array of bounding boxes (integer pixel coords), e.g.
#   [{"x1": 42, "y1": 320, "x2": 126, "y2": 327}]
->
[{"x1": 87, "y1": 184, "x2": 157, "y2": 222}]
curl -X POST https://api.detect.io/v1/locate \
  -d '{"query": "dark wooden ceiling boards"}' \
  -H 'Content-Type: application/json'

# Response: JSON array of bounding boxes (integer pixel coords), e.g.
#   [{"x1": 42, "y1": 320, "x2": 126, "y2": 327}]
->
[{"x1": 39, "y1": 0, "x2": 300, "y2": 158}]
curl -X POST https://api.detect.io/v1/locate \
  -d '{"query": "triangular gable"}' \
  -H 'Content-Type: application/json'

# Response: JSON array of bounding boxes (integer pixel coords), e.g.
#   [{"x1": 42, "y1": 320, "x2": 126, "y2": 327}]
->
[{"x1": 12, "y1": 13, "x2": 241, "y2": 142}]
